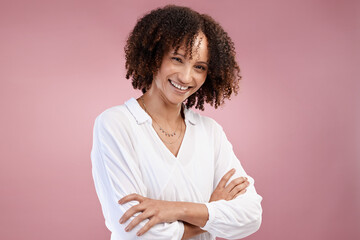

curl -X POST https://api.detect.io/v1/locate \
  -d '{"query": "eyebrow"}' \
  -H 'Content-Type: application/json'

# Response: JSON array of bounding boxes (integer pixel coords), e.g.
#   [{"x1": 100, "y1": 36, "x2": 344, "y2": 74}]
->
[{"x1": 172, "y1": 52, "x2": 209, "y2": 65}]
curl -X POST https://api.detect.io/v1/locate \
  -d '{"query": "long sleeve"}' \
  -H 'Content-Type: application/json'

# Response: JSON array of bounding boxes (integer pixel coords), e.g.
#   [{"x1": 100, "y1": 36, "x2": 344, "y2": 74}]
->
[
  {"x1": 200, "y1": 122, "x2": 263, "y2": 239},
  {"x1": 91, "y1": 111, "x2": 185, "y2": 240}
]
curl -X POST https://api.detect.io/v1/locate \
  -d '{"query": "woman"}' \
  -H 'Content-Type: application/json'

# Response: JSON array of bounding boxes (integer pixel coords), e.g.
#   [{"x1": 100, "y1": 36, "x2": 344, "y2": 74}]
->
[{"x1": 91, "y1": 5, "x2": 262, "y2": 240}]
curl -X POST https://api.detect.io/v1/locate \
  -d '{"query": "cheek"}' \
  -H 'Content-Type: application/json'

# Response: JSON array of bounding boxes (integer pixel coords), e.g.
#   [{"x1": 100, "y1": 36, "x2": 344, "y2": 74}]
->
[
  {"x1": 197, "y1": 75, "x2": 207, "y2": 88},
  {"x1": 192, "y1": 79, "x2": 206, "y2": 93},
  {"x1": 153, "y1": 72, "x2": 166, "y2": 87}
]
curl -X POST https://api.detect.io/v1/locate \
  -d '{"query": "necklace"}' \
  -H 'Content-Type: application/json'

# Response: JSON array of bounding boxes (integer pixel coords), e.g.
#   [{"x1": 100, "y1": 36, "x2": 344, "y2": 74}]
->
[
  {"x1": 160, "y1": 120, "x2": 183, "y2": 145},
  {"x1": 141, "y1": 96, "x2": 183, "y2": 144}
]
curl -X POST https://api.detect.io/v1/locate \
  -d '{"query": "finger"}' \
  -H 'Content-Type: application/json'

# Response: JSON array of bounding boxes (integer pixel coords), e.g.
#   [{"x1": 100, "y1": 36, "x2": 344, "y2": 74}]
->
[
  {"x1": 217, "y1": 169, "x2": 236, "y2": 189},
  {"x1": 233, "y1": 189, "x2": 247, "y2": 199},
  {"x1": 118, "y1": 193, "x2": 145, "y2": 205},
  {"x1": 225, "y1": 177, "x2": 247, "y2": 192},
  {"x1": 229, "y1": 180, "x2": 249, "y2": 198},
  {"x1": 119, "y1": 204, "x2": 143, "y2": 224},
  {"x1": 124, "y1": 210, "x2": 152, "y2": 232},
  {"x1": 137, "y1": 217, "x2": 159, "y2": 236}
]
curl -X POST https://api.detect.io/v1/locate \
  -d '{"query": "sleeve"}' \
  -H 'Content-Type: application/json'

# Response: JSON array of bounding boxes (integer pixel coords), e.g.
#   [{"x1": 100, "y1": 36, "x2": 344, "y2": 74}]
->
[
  {"x1": 91, "y1": 112, "x2": 185, "y2": 240},
  {"x1": 200, "y1": 122, "x2": 263, "y2": 239}
]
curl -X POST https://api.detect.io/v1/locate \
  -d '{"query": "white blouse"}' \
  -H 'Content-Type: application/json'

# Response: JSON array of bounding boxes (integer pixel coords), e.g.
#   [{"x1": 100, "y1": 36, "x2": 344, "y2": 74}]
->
[{"x1": 91, "y1": 98, "x2": 262, "y2": 240}]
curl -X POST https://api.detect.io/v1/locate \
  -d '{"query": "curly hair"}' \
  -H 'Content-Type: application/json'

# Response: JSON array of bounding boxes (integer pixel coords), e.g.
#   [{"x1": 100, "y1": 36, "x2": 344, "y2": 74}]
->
[{"x1": 125, "y1": 5, "x2": 241, "y2": 110}]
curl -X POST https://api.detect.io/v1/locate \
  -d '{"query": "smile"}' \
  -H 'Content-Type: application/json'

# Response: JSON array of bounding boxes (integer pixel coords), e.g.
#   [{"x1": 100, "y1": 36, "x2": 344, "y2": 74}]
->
[{"x1": 169, "y1": 80, "x2": 189, "y2": 90}]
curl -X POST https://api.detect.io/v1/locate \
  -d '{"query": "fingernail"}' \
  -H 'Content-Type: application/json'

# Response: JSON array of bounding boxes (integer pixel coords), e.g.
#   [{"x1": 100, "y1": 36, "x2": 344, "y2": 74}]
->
[
  {"x1": 231, "y1": 168, "x2": 236, "y2": 172},
  {"x1": 118, "y1": 200, "x2": 122, "y2": 204},
  {"x1": 137, "y1": 231, "x2": 142, "y2": 236},
  {"x1": 125, "y1": 226, "x2": 130, "y2": 232},
  {"x1": 119, "y1": 218, "x2": 124, "y2": 224}
]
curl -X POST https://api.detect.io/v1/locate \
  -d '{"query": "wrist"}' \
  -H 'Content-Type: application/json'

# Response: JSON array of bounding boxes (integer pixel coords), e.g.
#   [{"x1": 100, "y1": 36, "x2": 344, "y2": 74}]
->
[
  {"x1": 177, "y1": 202, "x2": 209, "y2": 228},
  {"x1": 182, "y1": 222, "x2": 207, "y2": 240}
]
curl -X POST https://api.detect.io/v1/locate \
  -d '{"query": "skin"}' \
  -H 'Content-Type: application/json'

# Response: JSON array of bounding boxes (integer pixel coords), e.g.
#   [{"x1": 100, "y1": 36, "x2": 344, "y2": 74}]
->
[{"x1": 118, "y1": 32, "x2": 250, "y2": 239}]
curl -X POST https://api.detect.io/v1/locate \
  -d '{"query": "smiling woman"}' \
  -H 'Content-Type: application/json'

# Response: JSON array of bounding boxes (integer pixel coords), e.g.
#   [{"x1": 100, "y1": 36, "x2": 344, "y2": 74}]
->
[
  {"x1": 91, "y1": 5, "x2": 262, "y2": 240},
  {"x1": 150, "y1": 33, "x2": 208, "y2": 109}
]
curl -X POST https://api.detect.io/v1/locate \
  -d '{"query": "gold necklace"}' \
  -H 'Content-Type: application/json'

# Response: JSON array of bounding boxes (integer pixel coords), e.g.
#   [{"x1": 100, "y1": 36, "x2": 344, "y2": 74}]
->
[
  {"x1": 141, "y1": 96, "x2": 183, "y2": 144},
  {"x1": 160, "y1": 121, "x2": 183, "y2": 145}
]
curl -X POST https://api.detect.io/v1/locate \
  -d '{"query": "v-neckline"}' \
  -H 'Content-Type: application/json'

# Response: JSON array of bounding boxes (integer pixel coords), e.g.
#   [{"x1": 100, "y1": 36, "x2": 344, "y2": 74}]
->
[
  {"x1": 134, "y1": 99, "x2": 188, "y2": 159},
  {"x1": 150, "y1": 119, "x2": 188, "y2": 159}
]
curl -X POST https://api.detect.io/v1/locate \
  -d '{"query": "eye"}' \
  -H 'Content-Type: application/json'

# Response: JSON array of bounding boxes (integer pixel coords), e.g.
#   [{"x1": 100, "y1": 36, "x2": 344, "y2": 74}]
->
[
  {"x1": 195, "y1": 65, "x2": 207, "y2": 71},
  {"x1": 171, "y1": 57, "x2": 183, "y2": 63}
]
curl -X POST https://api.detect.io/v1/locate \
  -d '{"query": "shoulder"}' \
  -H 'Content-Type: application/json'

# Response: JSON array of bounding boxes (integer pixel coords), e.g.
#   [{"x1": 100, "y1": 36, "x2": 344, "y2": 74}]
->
[
  {"x1": 185, "y1": 108, "x2": 224, "y2": 134},
  {"x1": 95, "y1": 105, "x2": 130, "y2": 129},
  {"x1": 94, "y1": 98, "x2": 140, "y2": 134}
]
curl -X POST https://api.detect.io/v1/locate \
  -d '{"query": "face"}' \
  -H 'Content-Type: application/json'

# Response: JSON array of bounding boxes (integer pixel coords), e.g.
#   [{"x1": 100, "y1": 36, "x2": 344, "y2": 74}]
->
[{"x1": 150, "y1": 32, "x2": 209, "y2": 105}]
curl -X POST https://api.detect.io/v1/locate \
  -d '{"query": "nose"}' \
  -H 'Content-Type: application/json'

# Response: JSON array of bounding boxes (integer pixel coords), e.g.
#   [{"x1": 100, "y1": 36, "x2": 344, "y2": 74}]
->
[{"x1": 178, "y1": 66, "x2": 193, "y2": 84}]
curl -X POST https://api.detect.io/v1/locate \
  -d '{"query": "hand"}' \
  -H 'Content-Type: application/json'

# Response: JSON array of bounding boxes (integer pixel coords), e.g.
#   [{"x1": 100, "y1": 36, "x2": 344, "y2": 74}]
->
[
  {"x1": 209, "y1": 168, "x2": 249, "y2": 202},
  {"x1": 118, "y1": 193, "x2": 181, "y2": 236}
]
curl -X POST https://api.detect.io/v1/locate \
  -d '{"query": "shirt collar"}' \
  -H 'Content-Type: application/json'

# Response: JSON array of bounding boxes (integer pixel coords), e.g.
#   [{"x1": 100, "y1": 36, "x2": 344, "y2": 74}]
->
[
  {"x1": 124, "y1": 97, "x2": 197, "y2": 125},
  {"x1": 183, "y1": 107, "x2": 197, "y2": 125},
  {"x1": 125, "y1": 98, "x2": 151, "y2": 124}
]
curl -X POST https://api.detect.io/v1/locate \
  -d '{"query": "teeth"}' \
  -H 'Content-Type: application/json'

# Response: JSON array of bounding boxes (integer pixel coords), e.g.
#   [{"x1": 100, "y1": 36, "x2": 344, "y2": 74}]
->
[{"x1": 170, "y1": 80, "x2": 189, "y2": 90}]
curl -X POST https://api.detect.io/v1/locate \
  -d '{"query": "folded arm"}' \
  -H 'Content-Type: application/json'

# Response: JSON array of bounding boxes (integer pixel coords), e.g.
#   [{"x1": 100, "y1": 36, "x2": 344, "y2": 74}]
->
[
  {"x1": 91, "y1": 113, "x2": 185, "y2": 239},
  {"x1": 198, "y1": 123, "x2": 263, "y2": 239},
  {"x1": 119, "y1": 168, "x2": 249, "y2": 239}
]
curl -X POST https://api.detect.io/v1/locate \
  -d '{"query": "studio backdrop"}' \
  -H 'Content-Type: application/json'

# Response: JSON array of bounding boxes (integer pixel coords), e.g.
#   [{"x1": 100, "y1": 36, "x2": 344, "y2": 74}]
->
[{"x1": 0, "y1": 0, "x2": 359, "y2": 239}]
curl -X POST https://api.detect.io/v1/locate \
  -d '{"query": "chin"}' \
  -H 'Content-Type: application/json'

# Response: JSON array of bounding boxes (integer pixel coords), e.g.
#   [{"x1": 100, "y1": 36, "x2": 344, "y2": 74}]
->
[{"x1": 166, "y1": 94, "x2": 188, "y2": 105}]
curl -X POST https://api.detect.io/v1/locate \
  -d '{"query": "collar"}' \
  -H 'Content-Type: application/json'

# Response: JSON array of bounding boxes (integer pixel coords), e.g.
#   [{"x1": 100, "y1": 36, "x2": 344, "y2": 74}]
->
[{"x1": 124, "y1": 97, "x2": 197, "y2": 125}]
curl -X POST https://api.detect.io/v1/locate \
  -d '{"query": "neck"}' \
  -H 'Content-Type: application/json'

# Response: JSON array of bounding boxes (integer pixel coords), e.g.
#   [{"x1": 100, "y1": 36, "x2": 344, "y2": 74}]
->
[{"x1": 140, "y1": 90, "x2": 183, "y2": 126}]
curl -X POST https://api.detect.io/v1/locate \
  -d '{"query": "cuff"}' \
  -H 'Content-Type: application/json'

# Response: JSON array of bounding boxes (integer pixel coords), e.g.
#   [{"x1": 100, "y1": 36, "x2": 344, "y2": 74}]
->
[
  {"x1": 199, "y1": 201, "x2": 217, "y2": 231},
  {"x1": 177, "y1": 220, "x2": 185, "y2": 240}
]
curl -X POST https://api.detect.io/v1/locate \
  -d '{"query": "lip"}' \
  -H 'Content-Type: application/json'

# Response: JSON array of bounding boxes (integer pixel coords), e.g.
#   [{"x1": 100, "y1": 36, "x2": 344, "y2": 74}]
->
[{"x1": 168, "y1": 80, "x2": 191, "y2": 93}]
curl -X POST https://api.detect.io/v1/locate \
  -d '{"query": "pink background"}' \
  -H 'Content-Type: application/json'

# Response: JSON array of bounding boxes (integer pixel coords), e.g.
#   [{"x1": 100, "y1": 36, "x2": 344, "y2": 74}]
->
[{"x1": 1, "y1": 0, "x2": 359, "y2": 239}]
